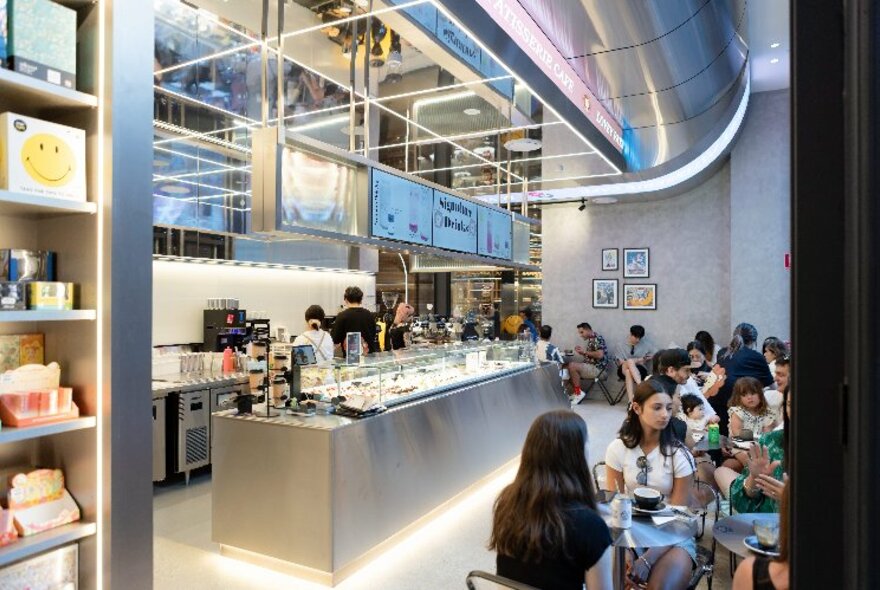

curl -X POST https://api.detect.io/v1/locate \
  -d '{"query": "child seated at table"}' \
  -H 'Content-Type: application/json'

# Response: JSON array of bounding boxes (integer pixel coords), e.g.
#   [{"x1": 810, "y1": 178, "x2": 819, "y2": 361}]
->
[
  {"x1": 728, "y1": 377, "x2": 779, "y2": 440},
  {"x1": 680, "y1": 394, "x2": 709, "y2": 433}
]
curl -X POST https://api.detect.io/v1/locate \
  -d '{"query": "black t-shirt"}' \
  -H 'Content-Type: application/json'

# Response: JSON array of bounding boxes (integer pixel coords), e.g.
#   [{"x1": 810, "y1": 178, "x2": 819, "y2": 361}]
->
[
  {"x1": 385, "y1": 324, "x2": 408, "y2": 351},
  {"x1": 714, "y1": 348, "x2": 774, "y2": 433},
  {"x1": 331, "y1": 307, "x2": 378, "y2": 353},
  {"x1": 496, "y1": 504, "x2": 611, "y2": 590}
]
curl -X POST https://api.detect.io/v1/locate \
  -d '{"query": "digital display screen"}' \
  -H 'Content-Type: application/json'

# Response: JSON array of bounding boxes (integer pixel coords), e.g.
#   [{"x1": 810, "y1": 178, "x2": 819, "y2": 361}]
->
[
  {"x1": 432, "y1": 190, "x2": 477, "y2": 254},
  {"x1": 370, "y1": 168, "x2": 433, "y2": 245},
  {"x1": 279, "y1": 147, "x2": 355, "y2": 235},
  {"x1": 477, "y1": 206, "x2": 512, "y2": 259},
  {"x1": 292, "y1": 344, "x2": 317, "y2": 366}
]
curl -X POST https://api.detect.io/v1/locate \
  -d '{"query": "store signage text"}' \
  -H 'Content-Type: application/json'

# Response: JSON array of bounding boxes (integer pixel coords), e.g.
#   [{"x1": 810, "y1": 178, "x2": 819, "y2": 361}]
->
[{"x1": 475, "y1": 0, "x2": 625, "y2": 153}]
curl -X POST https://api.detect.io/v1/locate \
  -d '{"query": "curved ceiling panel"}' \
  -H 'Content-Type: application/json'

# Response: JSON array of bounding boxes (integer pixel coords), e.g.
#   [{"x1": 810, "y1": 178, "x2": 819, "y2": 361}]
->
[{"x1": 516, "y1": 0, "x2": 749, "y2": 172}]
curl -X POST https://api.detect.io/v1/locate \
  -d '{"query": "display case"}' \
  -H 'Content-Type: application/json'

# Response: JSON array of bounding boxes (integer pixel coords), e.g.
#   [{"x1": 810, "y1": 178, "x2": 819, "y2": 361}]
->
[{"x1": 298, "y1": 341, "x2": 534, "y2": 408}]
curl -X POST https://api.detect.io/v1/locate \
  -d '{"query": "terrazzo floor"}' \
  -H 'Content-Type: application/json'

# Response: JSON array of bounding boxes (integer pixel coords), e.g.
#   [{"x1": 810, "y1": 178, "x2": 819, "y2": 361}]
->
[{"x1": 154, "y1": 383, "x2": 732, "y2": 589}]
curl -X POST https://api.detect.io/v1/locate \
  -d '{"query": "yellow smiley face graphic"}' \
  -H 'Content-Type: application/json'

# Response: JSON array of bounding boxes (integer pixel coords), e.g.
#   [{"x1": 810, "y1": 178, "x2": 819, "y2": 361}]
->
[{"x1": 21, "y1": 133, "x2": 75, "y2": 187}]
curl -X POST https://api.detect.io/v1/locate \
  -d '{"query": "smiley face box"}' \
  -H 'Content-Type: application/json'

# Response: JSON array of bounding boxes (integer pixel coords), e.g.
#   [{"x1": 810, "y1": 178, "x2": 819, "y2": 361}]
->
[{"x1": 0, "y1": 112, "x2": 86, "y2": 201}]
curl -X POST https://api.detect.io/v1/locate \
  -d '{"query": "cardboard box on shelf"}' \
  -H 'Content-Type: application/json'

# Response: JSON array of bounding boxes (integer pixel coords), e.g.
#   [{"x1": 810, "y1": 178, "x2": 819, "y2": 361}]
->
[
  {"x1": 27, "y1": 281, "x2": 74, "y2": 310},
  {"x1": 0, "y1": 333, "x2": 43, "y2": 372},
  {"x1": 8, "y1": 468, "x2": 81, "y2": 536},
  {"x1": 7, "y1": 0, "x2": 76, "y2": 88},
  {"x1": 0, "y1": 113, "x2": 86, "y2": 201}
]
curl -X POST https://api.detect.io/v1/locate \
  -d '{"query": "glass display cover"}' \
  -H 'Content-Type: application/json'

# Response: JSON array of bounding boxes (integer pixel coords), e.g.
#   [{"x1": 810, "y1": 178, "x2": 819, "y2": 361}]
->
[
  {"x1": 477, "y1": 206, "x2": 512, "y2": 259},
  {"x1": 432, "y1": 191, "x2": 477, "y2": 254},
  {"x1": 370, "y1": 168, "x2": 433, "y2": 245}
]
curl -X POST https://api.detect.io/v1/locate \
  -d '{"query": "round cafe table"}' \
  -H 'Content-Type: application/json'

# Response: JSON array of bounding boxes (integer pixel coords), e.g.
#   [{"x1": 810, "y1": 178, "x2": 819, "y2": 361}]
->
[
  {"x1": 598, "y1": 500, "x2": 697, "y2": 590},
  {"x1": 713, "y1": 512, "x2": 780, "y2": 559}
]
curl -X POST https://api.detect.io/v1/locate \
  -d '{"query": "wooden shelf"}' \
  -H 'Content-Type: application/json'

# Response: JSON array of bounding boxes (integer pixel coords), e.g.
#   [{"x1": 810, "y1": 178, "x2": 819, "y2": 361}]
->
[
  {"x1": 0, "y1": 522, "x2": 96, "y2": 568},
  {"x1": 0, "y1": 310, "x2": 97, "y2": 323},
  {"x1": 0, "y1": 417, "x2": 96, "y2": 445},
  {"x1": 0, "y1": 190, "x2": 96, "y2": 218},
  {"x1": 0, "y1": 68, "x2": 97, "y2": 113}
]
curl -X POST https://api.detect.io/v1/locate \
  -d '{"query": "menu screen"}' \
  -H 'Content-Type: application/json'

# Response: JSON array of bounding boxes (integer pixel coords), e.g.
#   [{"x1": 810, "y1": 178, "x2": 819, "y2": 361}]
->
[
  {"x1": 432, "y1": 190, "x2": 477, "y2": 254},
  {"x1": 280, "y1": 147, "x2": 355, "y2": 234},
  {"x1": 370, "y1": 168, "x2": 434, "y2": 245},
  {"x1": 477, "y1": 206, "x2": 512, "y2": 259}
]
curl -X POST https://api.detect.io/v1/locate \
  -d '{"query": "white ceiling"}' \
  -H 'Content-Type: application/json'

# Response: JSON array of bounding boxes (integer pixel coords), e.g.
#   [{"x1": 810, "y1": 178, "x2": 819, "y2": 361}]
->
[{"x1": 747, "y1": 0, "x2": 790, "y2": 92}]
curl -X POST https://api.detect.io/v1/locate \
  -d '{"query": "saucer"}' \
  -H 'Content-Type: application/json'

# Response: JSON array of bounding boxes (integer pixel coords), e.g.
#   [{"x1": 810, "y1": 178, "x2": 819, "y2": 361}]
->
[
  {"x1": 632, "y1": 502, "x2": 667, "y2": 515},
  {"x1": 743, "y1": 535, "x2": 781, "y2": 557}
]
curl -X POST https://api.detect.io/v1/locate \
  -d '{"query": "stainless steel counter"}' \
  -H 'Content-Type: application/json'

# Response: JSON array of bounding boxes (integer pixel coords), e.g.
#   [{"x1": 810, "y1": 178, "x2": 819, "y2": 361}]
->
[{"x1": 211, "y1": 362, "x2": 566, "y2": 585}]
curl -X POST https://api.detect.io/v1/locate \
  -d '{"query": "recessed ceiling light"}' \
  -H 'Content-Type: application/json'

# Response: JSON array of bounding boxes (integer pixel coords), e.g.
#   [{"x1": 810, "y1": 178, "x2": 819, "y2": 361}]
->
[
  {"x1": 591, "y1": 197, "x2": 618, "y2": 205},
  {"x1": 463, "y1": 108, "x2": 481, "y2": 116},
  {"x1": 770, "y1": 42, "x2": 781, "y2": 48},
  {"x1": 770, "y1": 58, "x2": 780, "y2": 64}
]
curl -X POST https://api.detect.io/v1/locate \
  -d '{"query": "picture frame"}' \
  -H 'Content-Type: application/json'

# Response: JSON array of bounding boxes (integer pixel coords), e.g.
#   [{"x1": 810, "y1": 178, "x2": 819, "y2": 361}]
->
[
  {"x1": 623, "y1": 247, "x2": 650, "y2": 278},
  {"x1": 592, "y1": 279, "x2": 619, "y2": 309},
  {"x1": 601, "y1": 248, "x2": 619, "y2": 271},
  {"x1": 623, "y1": 284, "x2": 657, "y2": 310}
]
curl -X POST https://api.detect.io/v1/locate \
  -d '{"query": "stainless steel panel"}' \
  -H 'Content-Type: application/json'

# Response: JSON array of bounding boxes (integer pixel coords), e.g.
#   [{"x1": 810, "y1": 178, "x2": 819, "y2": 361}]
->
[
  {"x1": 212, "y1": 364, "x2": 566, "y2": 576},
  {"x1": 152, "y1": 399, "x2": 166, "y2": 482},
  {"x1": 176, "y1": 389, "x2": 211, "y2": 474}
]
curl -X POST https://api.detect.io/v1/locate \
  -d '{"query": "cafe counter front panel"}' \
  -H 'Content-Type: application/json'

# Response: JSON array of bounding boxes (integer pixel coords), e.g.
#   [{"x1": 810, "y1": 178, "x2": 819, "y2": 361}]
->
[{"x1": 211, "y1": 357, "x2": 565, "y2": 585}]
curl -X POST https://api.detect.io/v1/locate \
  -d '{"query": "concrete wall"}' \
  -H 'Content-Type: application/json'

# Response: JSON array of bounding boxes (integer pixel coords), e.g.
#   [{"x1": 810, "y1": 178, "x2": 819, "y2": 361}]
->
[
  {"x1": 541, "y1": 164, "x2": 732, "y2": 356},
  {"x1": 541, "y1": 89, "x2": 791, "y2": 356},
  {"x1": 730, "y1": 90, "x2": 791, "y2": 341}
]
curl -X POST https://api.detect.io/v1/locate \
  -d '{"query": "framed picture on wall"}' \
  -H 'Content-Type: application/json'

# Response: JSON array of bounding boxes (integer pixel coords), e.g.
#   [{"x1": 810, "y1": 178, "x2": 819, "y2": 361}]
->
[
  {"x1": 601, "y1": 248, "x2": 619, "y2": 271},
  {"x1": 623, "y1": 284, "x2": 657, "y2": 310},
  {"x1": 623, "y1": 248, "x2": 650, "y2": 278},
  {"x1": 592, "y1": 279, "x2": 619, "y2": 308}
]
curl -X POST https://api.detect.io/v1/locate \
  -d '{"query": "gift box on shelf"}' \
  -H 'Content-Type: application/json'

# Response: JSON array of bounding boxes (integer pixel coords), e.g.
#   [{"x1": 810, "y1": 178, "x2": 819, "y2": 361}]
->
[
  {"x1": 0, "y1": 507, "x2": 17, "y2": 547},
  {"x1": 6, "y1": 0, "x2": 77, "y2": 88},
  {"x1": 8, "y1": 468, "x2": 80, "y2": 536},
  {"x1": 0, "y1": 363, "x2": 77, "y2": 427},
  {"x1": 0, "y1": 334, "x2": 45, "y2": 373},
  {"x1": 27, "y1": 281, "x2": 74, "y2": 310},
  {"x1": 0, "y1": 113, "x2": 86, "y2": 201}
]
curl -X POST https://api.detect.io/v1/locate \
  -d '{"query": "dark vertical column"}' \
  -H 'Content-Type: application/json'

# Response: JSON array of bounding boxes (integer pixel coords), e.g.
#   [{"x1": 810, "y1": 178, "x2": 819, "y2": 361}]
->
[
  {"x1": 434, "y1": 272, "x2": 451, "y2": 317},
  {"x1": 791, "y1": 0, "x2": 845, "y2": 587},
  {"x1": 845, "y1": 0, "x2": 880, "y2": 586},
  {"x1": 105, "y1": 0, "x2": 155, "y2": 587}
]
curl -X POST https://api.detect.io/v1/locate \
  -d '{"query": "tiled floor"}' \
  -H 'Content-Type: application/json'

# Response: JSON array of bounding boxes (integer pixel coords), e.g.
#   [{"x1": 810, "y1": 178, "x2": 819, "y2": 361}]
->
[{"x1": 154, "y1": 386, "x2": 731, "y2": 589}]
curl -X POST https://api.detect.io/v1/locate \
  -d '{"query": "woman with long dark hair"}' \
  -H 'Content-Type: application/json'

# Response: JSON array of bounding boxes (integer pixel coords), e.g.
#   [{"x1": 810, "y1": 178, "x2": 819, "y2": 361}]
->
[
  {"x1": 605, "y1": 380, "x2": 696, "y2": 589},
  {"x1": 491, "y1": 410, "x2": 613, "y2": 590},
  {"x1": 694, "y1": 330, "x2": 721, "y2": 366},
  {"x1": 712, "y1": 323, "x2": 775, "y2": 434}
]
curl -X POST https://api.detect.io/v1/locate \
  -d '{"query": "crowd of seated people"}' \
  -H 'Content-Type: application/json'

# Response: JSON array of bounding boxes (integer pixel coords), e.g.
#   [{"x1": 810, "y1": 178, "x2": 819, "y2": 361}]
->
[{"x1": 491, "y1": 321, "x2": 791, "y2": 590}]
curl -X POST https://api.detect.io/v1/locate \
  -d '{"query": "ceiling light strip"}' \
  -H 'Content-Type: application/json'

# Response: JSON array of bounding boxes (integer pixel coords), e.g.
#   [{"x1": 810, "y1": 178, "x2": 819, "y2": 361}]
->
[
  {"x1": 374, "y1": 76, "x2": 513, "y2": 104},
  {"x1": 427, "y1": 1, "x2": 620, "y2": 174},
  {"x1": 152, "y1": 173, "x2": 246, "y2": 195},
  {"x1": 509, "y1": 150, "x2": 596, "y2": 164},
  {"x1": 370, "y1": 100, "x2": 523, "y2": 182},
  {"x1": 153, "y1": 145, "x2": 245, "y2": 171},
  {"x1": 153, "y1": 194, "x2": 251, "y2": 212},
  {"x1": 152, "y1": 254, "x2": 376, "y2": 276},
  {"x1": 153, "y1": 85, "x2": 262, "y2": 127},
  {"x1": 152, "y1": 165, "x2": 252, "y2": 181}
]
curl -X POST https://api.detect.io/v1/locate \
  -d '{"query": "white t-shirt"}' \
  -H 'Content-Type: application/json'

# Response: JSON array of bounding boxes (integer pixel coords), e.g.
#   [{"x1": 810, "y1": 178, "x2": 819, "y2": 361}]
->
[
  {"x1": 605, "y1": 439, "x2": 695, "y2": 496},
  {"x1": 292, "y1": 329, "x2": 334, "y2": 363},
  {"x1": 677, "y1": 377, "x2": 717, "y2": 419}
]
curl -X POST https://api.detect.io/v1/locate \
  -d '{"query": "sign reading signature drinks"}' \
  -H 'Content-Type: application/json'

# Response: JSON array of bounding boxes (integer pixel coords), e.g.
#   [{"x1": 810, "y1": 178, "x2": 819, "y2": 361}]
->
[{"x1": 432, "y1": 190, "x2": 477, "y2": 254}]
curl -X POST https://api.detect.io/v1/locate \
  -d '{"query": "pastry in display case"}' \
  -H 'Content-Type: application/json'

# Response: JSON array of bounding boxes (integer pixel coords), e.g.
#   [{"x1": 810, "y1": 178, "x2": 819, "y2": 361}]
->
[{"x1": 299, "y1": 341, "x2": 535, "y2": 409}]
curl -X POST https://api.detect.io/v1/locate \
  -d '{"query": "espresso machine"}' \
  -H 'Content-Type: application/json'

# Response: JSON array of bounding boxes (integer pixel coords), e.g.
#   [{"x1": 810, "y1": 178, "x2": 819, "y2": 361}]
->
[{"x1": 203, "y1": 308, "x2": 248, "y2": 352}]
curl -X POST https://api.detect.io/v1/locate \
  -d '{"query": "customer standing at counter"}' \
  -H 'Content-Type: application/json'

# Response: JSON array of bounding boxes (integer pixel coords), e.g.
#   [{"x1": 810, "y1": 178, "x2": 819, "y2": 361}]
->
[
  {"x1": 292, "y1": 305, "x2": 334, "y2": 363},
  {"x1": 331, "y1": 286, "x2": 378, "y2": 355}
]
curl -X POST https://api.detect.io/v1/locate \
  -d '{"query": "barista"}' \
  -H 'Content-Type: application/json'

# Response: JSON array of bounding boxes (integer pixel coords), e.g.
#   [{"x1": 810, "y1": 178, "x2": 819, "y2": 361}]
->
[
  {"x1": 292, "y1": 305, "x2": 334, "y2": 363},
  {"x1": 331, "y1": 286, "x2": 378, "y2": 355},
  {"x1": 386, "y1": 302, "x2": 415, "y2": 351}
]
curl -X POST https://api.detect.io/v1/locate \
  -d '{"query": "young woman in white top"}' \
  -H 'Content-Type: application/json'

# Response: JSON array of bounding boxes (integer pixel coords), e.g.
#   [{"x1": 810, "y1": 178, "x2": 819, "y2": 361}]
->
[
  {"x1": 292, "y1": 305, "x2": 334, "y2": 363},
  {"x1": 605, "y1": 380, "x2": 696, "y2": 590}
]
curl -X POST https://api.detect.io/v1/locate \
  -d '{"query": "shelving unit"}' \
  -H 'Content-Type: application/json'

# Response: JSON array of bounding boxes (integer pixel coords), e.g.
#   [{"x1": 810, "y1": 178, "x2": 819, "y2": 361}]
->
[
  {"x1": 0, "y1": 417, "x2": 96, "y2": 445},
  {"x1": 0, "y1": 190, "x2": 97, "y2": 218},
  {"x1": 0, "y1": 1, "x2": 105, "y2": 586},
  {"x1": 0, "y1": 67, "x2": 97, "y2": 113},
  {"x1": 0, "y1": 310, "x2": 97, "y2": 322},
  {"x1": 0, "y1": 522, "x2": 97, "y2": 568}
]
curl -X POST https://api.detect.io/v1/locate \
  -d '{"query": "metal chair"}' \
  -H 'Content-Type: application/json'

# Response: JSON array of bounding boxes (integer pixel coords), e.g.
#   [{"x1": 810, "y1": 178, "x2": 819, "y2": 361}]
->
[
  {"x1": 582, "y1": 365, "x2": 617, "y2": 405},
  {"x1": 592, "y1": 461, "x2": 607, "y2": 493},
  {"x1": 688, "y1": 480, "x2": 721, "y2": 590},
  {"x1": 465, "y1": 570, "x2": 540, "y2": 590}
]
